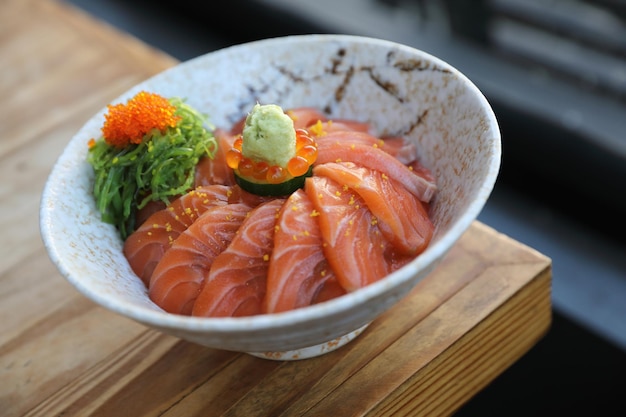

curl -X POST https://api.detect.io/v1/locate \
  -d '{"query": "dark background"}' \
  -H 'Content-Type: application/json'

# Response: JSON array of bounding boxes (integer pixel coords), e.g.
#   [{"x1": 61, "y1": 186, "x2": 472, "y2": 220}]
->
[{"x1": 63, "y1": 0, "x2": 626, "y2": 415}]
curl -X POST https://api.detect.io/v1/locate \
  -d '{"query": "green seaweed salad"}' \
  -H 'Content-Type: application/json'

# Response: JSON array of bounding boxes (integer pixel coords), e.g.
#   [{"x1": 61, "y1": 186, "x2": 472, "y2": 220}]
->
[{"x1": 87, "y1": 91, "x2": 217, "y2": 239}]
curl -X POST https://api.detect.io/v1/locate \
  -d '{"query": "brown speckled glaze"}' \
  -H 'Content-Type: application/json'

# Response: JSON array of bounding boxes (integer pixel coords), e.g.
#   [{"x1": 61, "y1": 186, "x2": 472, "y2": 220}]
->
[{"x1": 40, "y1": 35, "x2": 501, "y2": 360}]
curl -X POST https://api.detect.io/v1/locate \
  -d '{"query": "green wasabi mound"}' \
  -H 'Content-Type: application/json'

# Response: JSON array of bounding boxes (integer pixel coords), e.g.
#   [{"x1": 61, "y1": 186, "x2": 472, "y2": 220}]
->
[{"x1": 242, "y1": 103, "x2": 296, "y2": 167}]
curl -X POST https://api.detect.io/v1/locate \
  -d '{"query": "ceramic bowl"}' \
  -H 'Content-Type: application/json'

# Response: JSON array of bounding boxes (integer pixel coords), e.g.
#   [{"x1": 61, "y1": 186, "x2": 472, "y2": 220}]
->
[{"x1": 40, "y1": 34, "x2": 501, "y2": 360}]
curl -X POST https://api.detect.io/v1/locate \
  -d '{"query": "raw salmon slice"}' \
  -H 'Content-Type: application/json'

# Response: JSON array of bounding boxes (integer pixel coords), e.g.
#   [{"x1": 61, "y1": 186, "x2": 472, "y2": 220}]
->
[
  {"x1": 226, "y1": 184, "x2": 278, "y2": 208},
  {"x1": 286, "y1": 107, "x2": 328, "y2": 129},
  {"x1": 284, "y1": 107, "x2": 375, "y2": 132},
  {"x1": 315, "y1": 140, "x2": 437, "y2": 203},
  {"x1": 309, "y1": 119, "x2": 433, "y2": 174},
  {"x1": 314, "y1": 162, "x2": 433, "y2": 256},
  {"x1": 123, "y1": 185, "x2": 233, "y2": 286},
  {"x1": 194, "y1": 128, "x2": 237, "y2": 187},
  {"x1": 192, "y1": 199, "x2": 285, "y2": 317},
  {"x1": 148, "y1": 203, "x2": 251, "y2": 315},
  {"x1": 305, "y1": 119, "x2": 371, "y2": 136},
  {"x1": 265, "y1": 189, "x2": 346, "y2": 313},
  {"x1": 305, "y1": 176, "x2": 391, "y2": 292},
  {"x1": 134, "y1": 198, "x2": 167, "y2": 228},
  {"x1": 314, "y1": 130, "x2": 419, "y2": 165}
]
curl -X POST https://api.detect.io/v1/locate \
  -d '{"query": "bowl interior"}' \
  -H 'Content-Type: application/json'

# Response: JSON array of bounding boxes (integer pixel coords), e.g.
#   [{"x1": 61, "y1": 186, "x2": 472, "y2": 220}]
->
[{"x1": 40, "y1": 34, "x2": 500, "y2": 351}]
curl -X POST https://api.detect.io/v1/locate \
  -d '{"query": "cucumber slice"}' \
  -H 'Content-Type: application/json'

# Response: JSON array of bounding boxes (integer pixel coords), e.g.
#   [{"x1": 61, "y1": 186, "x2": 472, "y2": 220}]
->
[{"x1": 234, "y1": 166, "x2": 313, "y2": 196}]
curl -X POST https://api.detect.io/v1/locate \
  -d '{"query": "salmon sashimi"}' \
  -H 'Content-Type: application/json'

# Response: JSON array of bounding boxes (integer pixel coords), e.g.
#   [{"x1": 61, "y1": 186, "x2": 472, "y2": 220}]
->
[
  {"x1": 226, "y1": 184, "x2": 277, "y2": 208},
  {"x1": 194, "y1": 128, "x2": 237, "y2": 187},
  {"x1": 285, "y1": 107, "x2": 372, "y2": 133},
  {"x1": 377, "y1": 136, "x2": 421, "y2": 166},
  {"x1": 314, "y1": 162, "x2": 434, "y2": 256},
  {"x1": 192, "y1": 199, "x2": 285, "y2": 317},
  {"x1": 118, "y1": 106, "x2": 439, "y2": 316},
  {"x1": 290, "y1": 108, "x2": 370, "y2": 133},
  {"x1": 148, "y1": 203, "x2": 252, "y2": 315},
  {"x1": 308, "y1": 268, "x2": 347, "y2": 304},
  {"x1": 134, "y1": 198, "x2": 168, "y2": 227},
  {"x1": 286, "y1": 107, "x2": 328, "y2": 129},
  {"x1": 305, "y1": 176, "x2": 391, "y2": 292},
  {"x1": 123, "y1": 185, "x2": 233, "y2": 286},
  {"x1": 314, "y1": 130, "x2": 419, "y2": 165},
  {"x1": 305, "y1": 119, "x2": 371, "y2": 136},
  {"x1": 265, "y1": 189, "x2": 346, "y2": 313},
  {"x1": 407, "y1": 157, "x2": 437, "y2": 185},
  {"x1": 321, "y1": 119, "x2": 371, "y2": 133},
  {"x1": 315, "y1": 139, "x2": 437, "y2": 203}
]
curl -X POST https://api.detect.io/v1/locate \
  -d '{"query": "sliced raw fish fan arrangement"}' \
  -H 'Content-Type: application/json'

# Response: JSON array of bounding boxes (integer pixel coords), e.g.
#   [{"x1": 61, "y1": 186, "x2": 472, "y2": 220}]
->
[
  {"x1": 193, "y1": 198, "x2": 285, "y2": 317},
  {"x1": 266, "y1": 189, "x2": 346, "y2": 314},
  {"x1": 121, "y1": 108, "x2": 437, "y2": 316}
]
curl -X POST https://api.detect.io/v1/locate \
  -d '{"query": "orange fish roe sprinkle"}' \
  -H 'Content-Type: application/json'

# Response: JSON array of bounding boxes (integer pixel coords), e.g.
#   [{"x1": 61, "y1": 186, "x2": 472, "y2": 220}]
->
[
  {"x1": 308, "y1": 119, "x2": 328, "y2": 137},
  {"x1": 101, "y1": 91, "x2": 181, "y2": 148}
]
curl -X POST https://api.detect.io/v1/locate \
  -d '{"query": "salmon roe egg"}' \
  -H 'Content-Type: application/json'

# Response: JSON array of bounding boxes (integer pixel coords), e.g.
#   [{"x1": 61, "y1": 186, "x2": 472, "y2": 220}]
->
[
  {"x1": 298, "y1": 144, "x2": 318, "y2": 165},
  {"x1": 287, "y1": 156, "x2": 310, "y2": 177},
  {"x1": 233, "y1": 136, "x2": 243, "y2": 151},
  {"x1": 266, "y1": 166, "x2": 288, "y2": 184},
  {"x1": 295, "y1": 129, "x2": 314, "y2": 150},
  {"x1": 252, "y1": 161, "x2": 270, "y2": 181},
  {"x1": 226, "y1": 148, "x2": 242, "y2": 169},
  {"x1": 238, "y1": 157, "x2": 255, "y2": 177}
]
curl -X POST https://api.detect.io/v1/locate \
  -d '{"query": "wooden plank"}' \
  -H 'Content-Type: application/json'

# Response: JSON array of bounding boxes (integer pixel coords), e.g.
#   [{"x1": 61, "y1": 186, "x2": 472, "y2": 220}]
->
[
  {"x1": 0, "y1": 1, "x2": 177, "y2": 415},
  {"x1": 15, "y1": 224, "x2": 551, "y2": 417}
]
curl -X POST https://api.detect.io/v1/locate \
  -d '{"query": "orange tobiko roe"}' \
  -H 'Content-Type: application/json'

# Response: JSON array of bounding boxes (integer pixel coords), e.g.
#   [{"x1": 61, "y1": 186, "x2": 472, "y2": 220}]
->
[{"x1": 101, "y1": 91, "x2": 181, "y2": 148}]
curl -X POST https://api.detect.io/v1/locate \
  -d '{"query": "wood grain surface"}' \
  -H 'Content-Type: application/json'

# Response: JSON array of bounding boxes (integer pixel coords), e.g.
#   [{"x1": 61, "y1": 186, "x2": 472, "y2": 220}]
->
[{"x1": 0, "y1": 0, "x2": 552, "y2": 416}]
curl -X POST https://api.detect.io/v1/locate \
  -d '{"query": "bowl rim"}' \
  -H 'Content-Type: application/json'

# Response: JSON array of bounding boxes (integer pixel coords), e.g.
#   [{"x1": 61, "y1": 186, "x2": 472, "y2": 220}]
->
[{"x1": 40, "y1": 33, "x2": 501, "y2": 334}]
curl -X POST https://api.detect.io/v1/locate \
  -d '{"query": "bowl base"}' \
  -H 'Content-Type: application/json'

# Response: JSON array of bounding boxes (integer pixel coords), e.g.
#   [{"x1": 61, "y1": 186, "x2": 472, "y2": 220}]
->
[{"x1": 247, "y1": 323, "x2": 370, "y2": 361}]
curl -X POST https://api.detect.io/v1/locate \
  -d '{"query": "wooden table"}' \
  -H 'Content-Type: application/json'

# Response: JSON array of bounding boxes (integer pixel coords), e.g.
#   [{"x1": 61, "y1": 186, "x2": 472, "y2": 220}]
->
[{"x1": 0, "y1": 0, "x2": 553, "y2": 415}]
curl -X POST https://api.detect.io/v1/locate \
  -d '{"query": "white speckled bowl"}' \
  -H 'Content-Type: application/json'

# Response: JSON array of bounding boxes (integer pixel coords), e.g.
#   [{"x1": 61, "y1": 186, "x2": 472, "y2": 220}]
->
[{"x1": 40, "y1": 34, "x2": 500, "y2": 360}]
